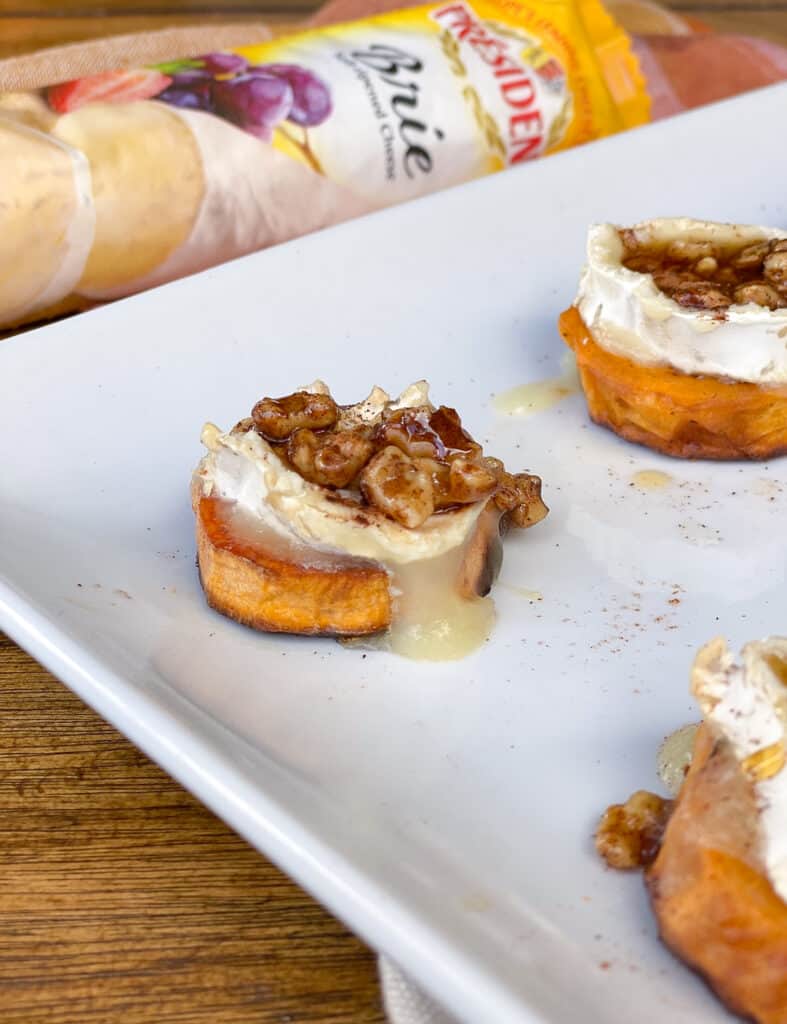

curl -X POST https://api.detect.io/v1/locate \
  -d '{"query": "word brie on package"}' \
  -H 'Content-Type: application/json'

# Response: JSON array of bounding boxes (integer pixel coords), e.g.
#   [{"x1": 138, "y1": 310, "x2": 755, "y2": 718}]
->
[{"x1": 0, "y1": 0, "x2": 648, "y2": 329}]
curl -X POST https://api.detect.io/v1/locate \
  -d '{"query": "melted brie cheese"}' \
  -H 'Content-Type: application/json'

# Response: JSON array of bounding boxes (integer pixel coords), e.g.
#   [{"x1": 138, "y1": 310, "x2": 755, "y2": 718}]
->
[
  {"x1": 576, "y1": 219, "x2": 787, "y2": 385},
  {"x1": 692, "y1": 636, "x2": 787, "y2": 900},
  {"x1": 194, "y1": 382, "x2": 495, "y2": 659}
]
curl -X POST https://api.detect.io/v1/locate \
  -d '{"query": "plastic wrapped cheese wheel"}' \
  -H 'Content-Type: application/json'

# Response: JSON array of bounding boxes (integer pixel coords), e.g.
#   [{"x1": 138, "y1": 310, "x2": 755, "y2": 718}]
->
[
  {"x1": 52, "y1": 101, "x2": 204, "y2": 298},
  {"x1": 0, "y1": 119, "x2": 94, "y2": 324}
]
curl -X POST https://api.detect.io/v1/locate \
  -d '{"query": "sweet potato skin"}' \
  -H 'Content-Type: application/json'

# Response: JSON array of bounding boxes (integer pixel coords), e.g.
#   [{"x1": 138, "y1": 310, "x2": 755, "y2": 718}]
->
[
  {"x1": 647, "y1": 725, "x2": 787, "y2": 1023},
  {"x1": 196, "y1": 494, "x2": 392, "y2": 636},
  {"x1": 559, "y1": 306, "x2": 787, "y2": 460},
  {"x1": 194, "y1": 493, "x2": 506, "y2": 638}
]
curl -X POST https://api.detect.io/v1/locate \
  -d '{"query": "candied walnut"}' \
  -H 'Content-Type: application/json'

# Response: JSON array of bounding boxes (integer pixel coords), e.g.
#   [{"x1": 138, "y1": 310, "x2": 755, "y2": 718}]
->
[
  {"x1": 652, "y1": 268, "x2": 699, "y2": 294},
  {"x1": 252, "y1": 391, "x2": 338, "y2": 440},
  {"x1": 360, "y1": 446, "x2": 434, "y2": 529},
  {"x1": 429, "y1": 406, "x2": 482, "y2": 457},
  {"x1": 694, "y1": 256, "x2": 718, "y2": 277},
  {"x1": 618, "y1": 227, "x2": 639, "y2": 255},
  {"x1": 417, "y1": 457, "x2": 453, "y2": 510},
  {"x1": 763, "y1": 249, "x2": 787, "y2": 289},
  {"x1": 595, "y1": 790, "x2": 674, "y2": 870},
  {"x1": 376, "y1": 405, "x2": 481, "y2": 461},
  {"x1": 231, "y1": 416, "x2": 254, "y2": 435},
  {"x1": 494, "y1": 471, "x2": 548, "y2": 528},
  {"x1": 287, "y1": 427, "x2": 373, "y2": 488},
  {"x1": 448, "y1": 457, "x2": 497, "y2": 504},
  {"x1": 714, "y1": 266, "x2": 740, "y2": 286},
  {"x1": 731, "y1": 240, "x2": 771, "y2": 271},
  {"x1": 666, "y1": 239, "x2": 716, "y2": 263},
  {"x1": 376, "y1": 406, "x2": 444, "y2": 460},
  {"x1": 623, "y1": 253, "x2": 661, "y2": 275},
  {"x1": 734, "y1": 281, "x2": 782, "y2": 310},
  {"x1": 670, "y1": 280, "x2": 731, "y2": 311}
]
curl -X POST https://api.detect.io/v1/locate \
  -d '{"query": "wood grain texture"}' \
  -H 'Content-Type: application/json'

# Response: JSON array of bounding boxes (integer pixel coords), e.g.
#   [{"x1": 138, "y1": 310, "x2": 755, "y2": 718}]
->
[
  {"x1": 1, "y1": 2, "x2": 786, "y2": 1021},
  {"x1": 0, "y1": 14, "x2": 301, "y2": 57},
  {"x1": 0, "y1": 632, "x2": 385, "y2": 1023}
]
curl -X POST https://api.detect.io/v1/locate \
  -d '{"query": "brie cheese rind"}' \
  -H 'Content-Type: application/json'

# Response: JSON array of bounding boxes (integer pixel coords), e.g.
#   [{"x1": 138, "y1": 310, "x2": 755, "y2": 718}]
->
[
  {"x1": 692, "y1": 636, "x2": 787, "y2": 902},
  {"x1": 194, "y1": 380, "x2": 486, "y2": 565},
  {"x1": 577, "y1": 219, "x2": 787, "y2": 384},
  {"x1": 192, "y1": 379, "x2": 549, "y2": 659}
]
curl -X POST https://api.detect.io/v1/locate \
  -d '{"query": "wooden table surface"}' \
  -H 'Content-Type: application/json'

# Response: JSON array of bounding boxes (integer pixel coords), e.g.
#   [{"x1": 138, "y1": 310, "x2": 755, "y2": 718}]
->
[{"x1": 2, "y1": 3, "x2": 786, "y2": 1021}]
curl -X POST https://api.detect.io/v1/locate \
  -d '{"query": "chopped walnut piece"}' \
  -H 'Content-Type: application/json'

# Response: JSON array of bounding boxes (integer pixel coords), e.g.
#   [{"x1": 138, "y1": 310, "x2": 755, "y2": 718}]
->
[
  {"x1": 595, "y1": 791, "x2": 673, "y2": 870},
  {"x1": 652, "y1": 268, "x2": 699, "y2": 294},
  {"x1": 418, "y1": 457, "x2": 453, "y2": 510},
  {"x1": 734, "y1": 281, "x2": 782, "y2": 310},
  {"x1": 448, "y1": 457, "x2": 497, "y2": 504},
  {"x1": 480, "y1": 456, "x2": 505, "y2": 474},
  {"x1": 287, "y1": 427, "x2": 373, "y2": 488},
  {"x1": 429, "y1": 406, "x2": 482, "y2": 457},
  {"x1": 731, "y1": 240, "x2": 771, "y2": 271},
  {"x1": 666, "y1": 239, "x2": 716, "y2": 263},
  {"x1": 376, "y1": 407, "x2": 445, "y2": 460},
  {"x1": 252, "y1": 391, "x2": 338, "y2": 440},
  {"x1": 494, "y1": 471, "x2": 548, "y2": 528},
  {"x1": 624, "y1": 254, "x2": 661, "y2": 275},
  {"x1": 694, "y1": 256, "x2": 718, "y2": 277},
  {"x1": 246, "y1": 386, "x2": 549, "y2": 531},
  {"x1": 360, "y1": 446, "x2": 435, "y2": 529},
  {"x1": 376, "y1": 405, "x2": 481, "y2": 462},
  {"x1": 670, "y1": 280, "x2": 731, "y2": 312},
  {"x1": 622, "y1": 233, "x2": 787, "y2": 311},
  {"x1": 618, "y1": 227, "x2": 638, "y2": 255},
  {"x1": 764, "y1": 250, "x2": 787, "y2": 289}
]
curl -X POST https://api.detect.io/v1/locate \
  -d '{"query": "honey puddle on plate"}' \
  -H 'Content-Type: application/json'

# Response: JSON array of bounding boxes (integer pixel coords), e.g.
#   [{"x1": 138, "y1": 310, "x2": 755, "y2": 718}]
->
[
  {"x1": 342, "y1": 543, "x2": 496, "y2": 661},
  {"x1": 230, "y1": 498, "x2": 497, "y2": 662},
  {"x1": 631, "y1": 470, "x2": 673, "y2": 491},
  {"x1": 500, "y1": 582, "x2": 543, "y2": 602},
  {"x1": 386, "y1": 548, "x2": 496, "y2": 661},
  {"x1": 493, "y1": 352, "x2": 579, "y2": 417}
]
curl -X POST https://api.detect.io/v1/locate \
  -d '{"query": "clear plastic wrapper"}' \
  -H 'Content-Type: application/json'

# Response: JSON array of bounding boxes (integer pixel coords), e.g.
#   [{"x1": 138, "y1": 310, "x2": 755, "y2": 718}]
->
[{"x1": 0, "y1": 0, "x2": 784, "y2": 330}]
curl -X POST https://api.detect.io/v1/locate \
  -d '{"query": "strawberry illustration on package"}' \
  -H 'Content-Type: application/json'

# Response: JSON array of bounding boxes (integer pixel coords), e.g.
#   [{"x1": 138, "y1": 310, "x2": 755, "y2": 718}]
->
[{"x1": 47, "y1": 69, "x2": 174, "y2": 113}]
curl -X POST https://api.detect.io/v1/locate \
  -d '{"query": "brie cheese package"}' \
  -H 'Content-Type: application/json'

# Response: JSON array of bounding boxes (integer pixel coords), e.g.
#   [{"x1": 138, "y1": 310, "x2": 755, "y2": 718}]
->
[{"x1": 0, "y1": 0, "x2": 650, "y2": 329}]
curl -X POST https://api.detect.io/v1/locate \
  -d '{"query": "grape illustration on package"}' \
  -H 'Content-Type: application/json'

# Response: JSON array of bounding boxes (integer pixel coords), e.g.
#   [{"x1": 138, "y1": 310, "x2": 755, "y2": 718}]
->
[{"x1": 0, "y1": 0, "x2": 648, "y2": 330}]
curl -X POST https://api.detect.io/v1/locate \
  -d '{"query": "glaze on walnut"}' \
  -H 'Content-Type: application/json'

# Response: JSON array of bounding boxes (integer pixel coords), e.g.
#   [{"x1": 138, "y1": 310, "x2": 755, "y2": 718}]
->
[
  {"x1": 493, "y1": 469, "x2": 549, "y2": 528},
  {"x1": 621, "y1": 231, "x2": 787, "y2": 312},
  {"x1": 595, "y1": 790, "x2": 674, "y2": 870},
  {"x1": 286, "y1": 427, "x2": 373, "y2": 488},
  {"x1": 247, "y1": 387, "x2": 547, "y2": 531},
  {"x1": 359, "y1": 446, "x2": 435, "y2": 529},
  {"x1": 252, "y1": 391, "x2": 338, "y2": 440}
]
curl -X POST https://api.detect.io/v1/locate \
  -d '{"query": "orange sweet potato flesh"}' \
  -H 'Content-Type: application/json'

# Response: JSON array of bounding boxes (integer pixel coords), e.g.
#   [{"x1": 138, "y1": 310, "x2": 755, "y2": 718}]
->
[
  {"x1": 647, "y1": 725, "x2": 787, "y2": 1022},
  {"x1": 559, "y1": 306, "x2": 787, "y2": 459},
  {"x1": 196, "y1": 494, "x2": 392, "y2": 635}
]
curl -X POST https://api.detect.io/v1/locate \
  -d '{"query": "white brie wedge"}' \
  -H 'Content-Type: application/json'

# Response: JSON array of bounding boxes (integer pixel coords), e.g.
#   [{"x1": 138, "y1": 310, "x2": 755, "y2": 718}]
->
[{"x1": 577, "y1": 219, "x2": 787, "y2": 385}]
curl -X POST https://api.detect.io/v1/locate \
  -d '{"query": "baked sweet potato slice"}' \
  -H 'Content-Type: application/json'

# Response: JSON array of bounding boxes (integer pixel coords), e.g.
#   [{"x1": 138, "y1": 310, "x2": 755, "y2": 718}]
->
[
  {"x1": 559, "y1": 306, "x2": 787, "y2": 460},
  {"x1": 195, "y1": 494, "x2": 506, "y2": 638},
  {"x1": 196, "y1": 494, "x2": 392, "y2": 636},
  {"x1": 647, "y1": 724, "x2": 787, "y2": 1022}
]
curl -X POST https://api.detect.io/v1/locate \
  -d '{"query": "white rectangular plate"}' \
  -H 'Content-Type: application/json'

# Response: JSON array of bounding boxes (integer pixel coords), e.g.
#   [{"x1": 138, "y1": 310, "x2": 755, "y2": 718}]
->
[{"x1": 3, "y1": 84, "x2": 787, "y2": 1024}]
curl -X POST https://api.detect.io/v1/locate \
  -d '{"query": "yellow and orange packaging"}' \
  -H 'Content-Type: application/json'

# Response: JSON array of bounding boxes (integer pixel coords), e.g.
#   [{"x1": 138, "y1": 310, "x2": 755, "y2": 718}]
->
[{"x1": 3, "y1": 0, "x2": 650, "y2": 328}]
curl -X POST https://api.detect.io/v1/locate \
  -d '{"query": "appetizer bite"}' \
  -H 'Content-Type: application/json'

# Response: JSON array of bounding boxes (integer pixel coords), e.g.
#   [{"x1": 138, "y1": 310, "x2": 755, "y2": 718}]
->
[
  {"x1": 597, "y1": 637, "x2": 787, "y2": 1023},
  {"x1": 192, "y1": 381, "x2": 547, "y2": 659},
  {"x1": 560, "y1": 219, "x2": 787, "y2": 459}
]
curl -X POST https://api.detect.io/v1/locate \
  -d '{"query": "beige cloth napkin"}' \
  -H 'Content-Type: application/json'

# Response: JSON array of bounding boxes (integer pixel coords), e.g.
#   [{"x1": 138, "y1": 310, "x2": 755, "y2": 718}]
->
[
  {"x1": 0, "y1": 23, "x2": 271, "y2": 92},
  {"x1": 379, "y1": 957, "x2": 460, "y2": 1024}
]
